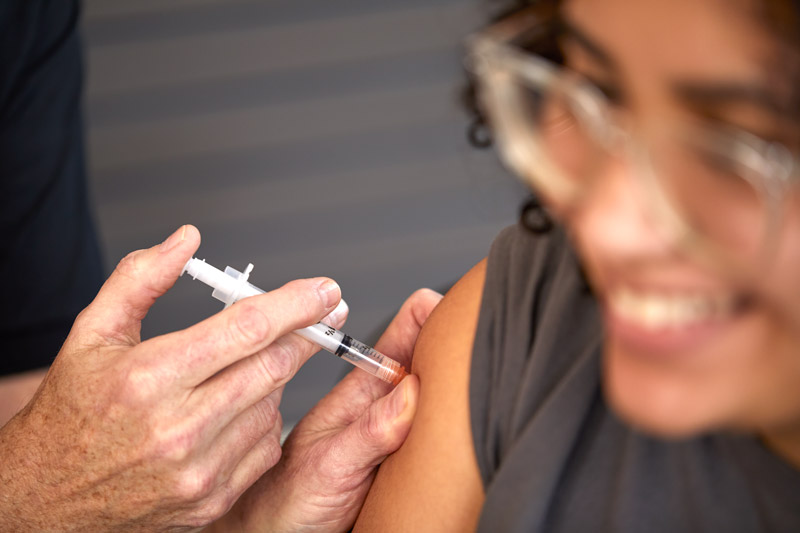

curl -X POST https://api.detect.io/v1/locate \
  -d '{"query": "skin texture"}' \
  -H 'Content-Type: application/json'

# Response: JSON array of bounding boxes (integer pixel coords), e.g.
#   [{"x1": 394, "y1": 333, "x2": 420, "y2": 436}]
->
[
  {"x1": 0, "y1": 225, "x2": 438, "y2": 532},
  {"x1": 0, "y1": 369, "x2": 46, "y2": 426},
  {"x1": 353, "y1": 0, "x2": 800, "y2": 528},
  {"x1": 353, "y1": 260, "x2": 486, "y2": 532}
]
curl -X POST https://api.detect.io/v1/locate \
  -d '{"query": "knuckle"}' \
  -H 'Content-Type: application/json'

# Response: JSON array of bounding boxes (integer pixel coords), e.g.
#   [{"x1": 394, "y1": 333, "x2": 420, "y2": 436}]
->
[
  {"x1": 252, "y1": 396, "x2": 281, "y2": 433},
  {"x1": 230, "y1": 301, "x2": 273, "y2": 348},
  {"x1": 231, "y1": 398, "x2": 283, "y2": 452},
  {"x1": 187, "y1": 490, "x2": 236, "y2": 527},
  {"x1": 117, "y1": 364, "x2": 159, "y2": 405},
  {"x1": 255, "y1": 338, "x2": 300, "y2": 386},
  {"x1": 112, "y1": 250, "x2": 164, "y2": 321},
  {"x1": 114, "y1": 250, "x2": 144, "y2": 281},
  {"x1": 410, "y1": 287, "x2": 432, "y2": 300},
  {"x1": 147, "y1": 422, "x2": 198, "y2": 464},
  {"x1": 411, "y1": 287, "x2": 441, "y2": 303},
  {"x1": 174, "y1": 466, "x2": 216, "y2": 502},
  {"x1": 65, "y1": 308, "x2": 98, "y2": 347},
  {"x1": 359, "y1": 405, "x2": 386, "y2": 444},
  {"x1": 409, "y1": 288, "x2": 442, "y2": 324},
  {"x1": 71, "y1": 306, "x2": 92, "y2": 329},
  {"x1": 258, "y1": 434, "x2": 283, "y2": 472}
]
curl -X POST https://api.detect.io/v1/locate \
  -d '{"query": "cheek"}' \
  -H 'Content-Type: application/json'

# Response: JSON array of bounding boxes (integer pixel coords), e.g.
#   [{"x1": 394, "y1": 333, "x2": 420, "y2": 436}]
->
[{"x1": 766, "y1": 197, "x2": 800, "y2": 329}]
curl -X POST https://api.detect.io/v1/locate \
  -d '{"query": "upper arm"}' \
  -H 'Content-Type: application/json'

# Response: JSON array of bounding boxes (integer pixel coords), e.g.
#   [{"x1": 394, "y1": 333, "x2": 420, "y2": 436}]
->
[{"x1": 354, "y1": 259, "x2": 487, "y2": 532}]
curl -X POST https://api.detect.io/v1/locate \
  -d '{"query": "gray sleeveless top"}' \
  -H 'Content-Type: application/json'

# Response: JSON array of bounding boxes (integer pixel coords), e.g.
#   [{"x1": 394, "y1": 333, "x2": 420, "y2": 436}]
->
[{"x1": 469, "y1": 224, "x2": 800, "y2": 532}]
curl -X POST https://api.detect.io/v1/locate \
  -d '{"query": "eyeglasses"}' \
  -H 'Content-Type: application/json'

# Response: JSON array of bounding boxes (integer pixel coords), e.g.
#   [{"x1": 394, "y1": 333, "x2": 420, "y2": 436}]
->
[{"x1": 466, "y1": 8, "x2": 799, "y2": 272}]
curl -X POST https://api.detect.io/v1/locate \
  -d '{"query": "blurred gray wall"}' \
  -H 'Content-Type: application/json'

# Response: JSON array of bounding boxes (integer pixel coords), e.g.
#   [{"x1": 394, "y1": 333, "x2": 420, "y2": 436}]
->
[{"x1": 82, "y1": 0, "x2": 526, "y2": 425}]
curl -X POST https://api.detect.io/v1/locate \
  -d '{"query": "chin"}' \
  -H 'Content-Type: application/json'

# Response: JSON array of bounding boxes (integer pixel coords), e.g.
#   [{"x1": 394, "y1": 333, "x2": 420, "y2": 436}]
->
[{"x1": 602, "y1": 343, "x2": 724, "y2": 440}]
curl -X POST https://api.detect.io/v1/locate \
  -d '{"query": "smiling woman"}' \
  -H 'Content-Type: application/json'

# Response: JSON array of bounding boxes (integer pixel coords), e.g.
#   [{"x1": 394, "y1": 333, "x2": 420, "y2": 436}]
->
[{"x1": 352, "y1": 0, "x2": 800, "y2": 531}]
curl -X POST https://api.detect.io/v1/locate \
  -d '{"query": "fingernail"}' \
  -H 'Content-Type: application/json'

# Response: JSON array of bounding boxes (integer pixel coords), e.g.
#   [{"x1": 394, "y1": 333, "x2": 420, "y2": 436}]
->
[
  {"x1": 317, "y1": 279, "x2": 341, "y2": 308},
  {"x1": 160, "y1": 225, "x2": 186, "y2": 253},
  {"x1": 387, "y1": 377, "x2": 408, "y2": 419},
  {"x1": 321, "y1": 298, "x2": 349, "y2": 327}
]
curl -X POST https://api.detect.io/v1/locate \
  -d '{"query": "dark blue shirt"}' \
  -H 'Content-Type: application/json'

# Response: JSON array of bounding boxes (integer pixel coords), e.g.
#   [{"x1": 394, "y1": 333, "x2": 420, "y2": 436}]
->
[{"x1": 0, "y1": 0, "x2": 103, "y2": 375}]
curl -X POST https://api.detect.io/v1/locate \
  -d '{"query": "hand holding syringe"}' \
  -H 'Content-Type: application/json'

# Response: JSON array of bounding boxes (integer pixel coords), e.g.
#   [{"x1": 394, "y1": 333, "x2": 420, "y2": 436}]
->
[{"x1": 181, "y1": 258, "x2": 408, "y2": 385}]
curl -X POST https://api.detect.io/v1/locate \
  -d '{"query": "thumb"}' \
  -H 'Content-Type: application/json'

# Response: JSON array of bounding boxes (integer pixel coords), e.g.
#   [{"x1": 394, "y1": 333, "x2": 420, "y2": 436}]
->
[
  {"x1": 334, "y1": 375, "x2": 419, "y2": 473},
  {"x1": 80, "y1": 225, "x2": 201, "y2": 343}
]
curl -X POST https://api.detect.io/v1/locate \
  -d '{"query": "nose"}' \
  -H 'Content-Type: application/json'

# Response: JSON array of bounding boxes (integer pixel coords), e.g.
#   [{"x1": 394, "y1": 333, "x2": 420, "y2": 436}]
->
[{"x1": 568, "y1": 152, "x2": 676, "y2": 265}]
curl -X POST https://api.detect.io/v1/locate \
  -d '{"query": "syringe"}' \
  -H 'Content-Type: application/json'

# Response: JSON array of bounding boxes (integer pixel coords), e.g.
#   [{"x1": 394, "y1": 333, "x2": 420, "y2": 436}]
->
[{"x1": 181, "y1": 258, "x2": 408, "y2": 386}]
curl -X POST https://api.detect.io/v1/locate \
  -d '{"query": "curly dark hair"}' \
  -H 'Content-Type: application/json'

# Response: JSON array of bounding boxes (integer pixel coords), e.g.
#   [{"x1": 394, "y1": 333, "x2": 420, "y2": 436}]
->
[{"x1": 461, "y1": 1, "x2": 558, "y2": 232}]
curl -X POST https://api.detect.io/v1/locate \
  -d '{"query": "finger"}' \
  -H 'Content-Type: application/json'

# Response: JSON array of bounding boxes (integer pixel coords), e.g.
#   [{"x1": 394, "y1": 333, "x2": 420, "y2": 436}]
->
[
  {"x1": 78, "y1": 225, "x2": 201, "y2": 344},
  {"x1": 191, "y1": 392, "x2": 285, "y2": 521},
  {"x1": 207, "y1": 389, "x2": 284, "y2": 484},
  {"x1": 322, "y1": 298, "x2": 349, "y2": 327},
  {"x1": 217, "y1": 413, "x2": 285, "y2": 512},
  {"x1": 338, "y1": 288, "x2": 443, "y2": 412},
  {"x1": 321, "y1": 375, "x2": 419, "y2": 478},
  {"x1": 191, "y1": 299, "x2": 348, "y2": 431},
  {"x1": 293, "y1": 289, "x2": 441, "y2": 433},
  {"x1": 373, "y1": 288, "x2": 443, "y2": 369},
  {"x1": 146, "y1": 276, "x2": 342, "y2": 385}
]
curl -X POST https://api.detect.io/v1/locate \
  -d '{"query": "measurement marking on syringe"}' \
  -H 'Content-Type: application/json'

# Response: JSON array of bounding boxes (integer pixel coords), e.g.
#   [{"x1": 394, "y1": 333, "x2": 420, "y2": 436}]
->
[{"x1": 334, "y1": 335, "x2": 353, "y2": 358}]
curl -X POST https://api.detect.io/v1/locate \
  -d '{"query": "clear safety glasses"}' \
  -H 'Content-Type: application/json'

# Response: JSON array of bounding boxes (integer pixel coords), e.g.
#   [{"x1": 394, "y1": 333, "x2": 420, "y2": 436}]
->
[{"x1": 466, "y1": 8, "x2": 799, "y2": 272}]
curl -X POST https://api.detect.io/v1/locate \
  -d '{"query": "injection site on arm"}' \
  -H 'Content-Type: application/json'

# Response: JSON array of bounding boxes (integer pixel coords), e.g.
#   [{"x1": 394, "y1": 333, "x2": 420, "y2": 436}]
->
[{"x1": 182, "y1": 258, "x2": 407, "y2": 386}]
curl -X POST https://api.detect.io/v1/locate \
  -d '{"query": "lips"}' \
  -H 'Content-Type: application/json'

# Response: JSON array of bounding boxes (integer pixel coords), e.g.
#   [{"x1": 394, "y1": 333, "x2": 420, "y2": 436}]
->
[{"x1": 605, "y1": 287, "x2": 747, "y2": 355}]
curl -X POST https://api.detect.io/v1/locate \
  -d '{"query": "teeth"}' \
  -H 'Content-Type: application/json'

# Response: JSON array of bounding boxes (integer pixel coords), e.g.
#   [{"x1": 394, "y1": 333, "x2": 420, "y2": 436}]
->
[{"x1": 610, "y1": 288, "x2": 735, "y2": 330}]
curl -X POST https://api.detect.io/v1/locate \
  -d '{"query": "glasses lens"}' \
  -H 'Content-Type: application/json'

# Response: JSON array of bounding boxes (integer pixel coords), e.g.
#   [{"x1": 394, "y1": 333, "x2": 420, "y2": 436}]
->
[
  {"x1": 484, "y1": 55, "x2": 609, "y2": 205},
  {"x1": 645, "y1": 128, "x2": 772, "y2": 260}
]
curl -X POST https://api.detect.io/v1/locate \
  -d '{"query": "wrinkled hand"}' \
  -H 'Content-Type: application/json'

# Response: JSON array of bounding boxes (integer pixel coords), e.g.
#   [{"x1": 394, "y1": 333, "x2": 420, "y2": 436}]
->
[
  {"x1": 0, "y1": 226, "x2": 347, "y2": 532},
  {"x1": 212, "y1": 288, "x2": 443, "y2": 533}
]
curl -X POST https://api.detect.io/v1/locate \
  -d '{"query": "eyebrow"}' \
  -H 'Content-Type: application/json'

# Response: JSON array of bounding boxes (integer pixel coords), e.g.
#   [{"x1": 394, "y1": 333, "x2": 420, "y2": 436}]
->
[
  {"x1": 559, "y1": 16, "x2": 787, "y2": 118},
  {"x1": 674, "y1": 82, "x2": 787, "y2": 117},
  {"x1": 559, "y1": 17, "x2": 617, "y2": 71}
]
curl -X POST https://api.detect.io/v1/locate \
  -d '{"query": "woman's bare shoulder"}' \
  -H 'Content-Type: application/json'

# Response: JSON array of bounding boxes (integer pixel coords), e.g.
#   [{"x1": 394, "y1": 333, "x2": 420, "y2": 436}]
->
[{"x1": 354, "y1": 259, "x2": 487, "y2": 532}]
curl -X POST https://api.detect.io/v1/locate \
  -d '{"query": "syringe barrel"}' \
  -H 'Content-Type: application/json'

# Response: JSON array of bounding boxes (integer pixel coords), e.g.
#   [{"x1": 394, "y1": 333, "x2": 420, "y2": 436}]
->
[
  {"x1": 295, "y1": 323, "x2": 408, "y2": 385},
  {"x1": 296, "y1": 322, "x2": 345, "y2": 354},
  {"x1": 334, "y1": 334, "x2": 408, "y2": 385}
]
